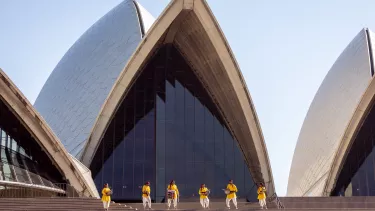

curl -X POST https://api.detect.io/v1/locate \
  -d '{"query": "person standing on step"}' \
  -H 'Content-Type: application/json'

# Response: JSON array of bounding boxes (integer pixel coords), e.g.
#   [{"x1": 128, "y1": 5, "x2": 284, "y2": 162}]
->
[
  {"x1": 102, "y1": 183, "x2": 112, "y2": 211},
  {"x1": 142, "y1": 181, "x2": 152, "y2": 210},
  {"x1": 198, "y1": 184, "x2": 210, "y2": 209},
  {"x1": 225, "y1": 179, "x2": 238, "y2": 209},
  {"x1": 257, "y1": 183, "x2": 267, "y2": 209},
  {"x1": 166, "y1": 180, "x2": 179, "y2": 209}
]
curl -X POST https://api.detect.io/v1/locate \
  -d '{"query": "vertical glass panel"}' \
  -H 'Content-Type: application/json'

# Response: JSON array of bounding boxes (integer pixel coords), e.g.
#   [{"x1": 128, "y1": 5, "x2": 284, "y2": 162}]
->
[
  {"x1": 19, "y1": 147, "x2": 26, "y2": 156},
  {"x1": 156, "y1": 167, "x2": 166, "y2": 202},
  {"x1": 113, "y1": 141, "x2": 124, "y2": 199},
  {"x1": 156, "y1": 94, "x2": 166, "y2": 201},
  {"x1": 13, "y1": 166, "x2": 30, "y2": 183},
  {"x1": 124, "y1": 113, "x2": 135, "y2": 164},
  {"x1": 144, "y1": 162, "x2": 155, "y2": 199},
  {"x1": 194, "y1": 98, "x2": 205, "y2": 163},
  {"x1": 11, "y1": 139, "x2": 17, "y2": 152},
  {"x1": 204, "y1": 109, "x2": 215, "y2": 192},
  {"x1": 123, "y1": 163, "x2": 134, "y2": 198},
  {"x1": 165, "y1": 80, "x2": 175, "y2": 181},
  {"x1": 234, "y1": 143, "x2": 245, "y2": 197},
  {"x1": 214, "y1": 118, "x2": 225, "y2": 195},
  {"x1": 224, "y1": 129, "x2": 234, "y2": 181},
  {"x1": 134, "y1": 119, "x2": 145, "y2": 162},
  {"x1": 204, "y1": 162, "x2": 215, "y2": 194},
  {"x1": 94, "y1": 170, "x2": 103, "y2": 193},
  {"x1": 134, "y1": 163, "x2": 144, "y2": 195},
  {"x1": 368, "y1": 150, "x2": 375, "y2": 195},
  {"x1": 185, "y1": 163, "x2": 195, "y2": 196},
  {"x1": 204, "y1": 110, "x2": 215, "y2": 162},
  {"x1": 358, "y1": 162, "x2": 368, "y2": 195},
  {"x1": 6, "y1": 135, "x2": 11, "y2": 149},
  {"x1": 1, "y1": 149, "x2": 11, "y2": 181},
  {"x1": 0, "y1": 130, "x2": 5, "y2": 147},
  {"x1": 90, "y1": 45, "x2": 256, "y2": 201},
  {"x1": 184, "y1": 89, "x2": 195, "y2": 196},
  {"x1": 245, "y1": 166, "x2": 257, "y2": 201},
  {"x1": 174, "y1": 81, "x2": 185, "y2": 195},
  {"x1": 185, "y1": 89, "x2": 194, "y2": 163},
  {"x1": 0, "y1": 148, "x2": 7, "y2": 164},
  {"x1": 101, "y1": 125, "x2": 114, "y2": 188},
  {"x1": 145, "y1": 110, "x2": 155, "y2": 142}
]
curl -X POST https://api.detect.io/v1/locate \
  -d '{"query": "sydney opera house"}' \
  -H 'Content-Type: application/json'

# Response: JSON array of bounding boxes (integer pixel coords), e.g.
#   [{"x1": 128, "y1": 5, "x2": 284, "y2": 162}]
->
[
  {"x1": 288, "y1": 28, "x2": 375, "y2": 197},
  {"x1": 0, "y1": 0, "x2": 275, "y2": 202},
  {"x1": 0, "y1": 69, "x2": 99, "y2": 198}
]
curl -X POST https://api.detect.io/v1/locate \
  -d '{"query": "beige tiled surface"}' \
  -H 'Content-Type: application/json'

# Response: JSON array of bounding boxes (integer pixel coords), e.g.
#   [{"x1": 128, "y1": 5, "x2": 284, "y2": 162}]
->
[
  {"x1": 34, "y1": 0, "x2": 155, "y2": 157},
  {"x1": 288, "y1": 29, "x2": 374, "y2": 196}
]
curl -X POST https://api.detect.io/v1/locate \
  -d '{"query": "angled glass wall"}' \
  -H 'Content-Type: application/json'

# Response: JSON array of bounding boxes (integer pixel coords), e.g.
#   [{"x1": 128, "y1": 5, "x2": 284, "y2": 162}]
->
[
  {"x1": 332, "y1": 99, "x2": 375, "y2": 196},
  {"x1": 0, "y1": 98, "x2": 64, "y2": 188},
  {"x1": 90, "y1": 44, "x2": 256, "y2": 202}
]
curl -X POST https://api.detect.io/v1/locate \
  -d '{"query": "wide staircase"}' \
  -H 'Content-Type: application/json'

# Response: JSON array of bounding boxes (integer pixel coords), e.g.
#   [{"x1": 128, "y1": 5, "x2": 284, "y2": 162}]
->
[
  {"x1": 279, "y1": 196, "x2": 375, "y2": 209},
  {"x1": 0, "y1": 197, "x2": 135, "y2": 211},
  {"x1": 2, "y1": 196, "x2": 375, "y2": 210},
  {"x1": 128, "y1": 196, "x2": 375, "y2": 210}
]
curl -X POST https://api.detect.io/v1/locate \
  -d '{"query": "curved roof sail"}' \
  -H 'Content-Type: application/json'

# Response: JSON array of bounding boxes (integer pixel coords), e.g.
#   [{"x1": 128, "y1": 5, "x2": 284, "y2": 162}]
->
[
  {"x1": 81, "y1": 0, "x2": 274, "y2": 194},
  {"x1": 0, "y1": 68, "x2": 99, "y2": 198},
  {"x1": 288, "y1": 28, "x2": 375, "y2": 196},
  {"x1": 34, "y1": 0, "x2": 155, "y2": 157}
]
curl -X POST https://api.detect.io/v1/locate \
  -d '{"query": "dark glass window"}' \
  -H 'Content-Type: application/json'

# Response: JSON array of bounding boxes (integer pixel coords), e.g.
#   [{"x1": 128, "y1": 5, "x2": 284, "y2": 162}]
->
[
  {"x1": 91, "y1": 44, "x2": 256, "y2": 202},
  {"x1": 0, "y1": 99, "x2": 64, "y2": 186},
  {"x1": 332, "y1": 99, "x2": 375, "y2": 196}
]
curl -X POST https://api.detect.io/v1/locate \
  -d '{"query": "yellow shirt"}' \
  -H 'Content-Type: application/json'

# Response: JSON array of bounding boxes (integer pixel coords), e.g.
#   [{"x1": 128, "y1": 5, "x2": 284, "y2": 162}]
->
[
  {"x1": 226, "y1": 184, "x2": 238, "y2": 199},
  {"x1": 142, "y1": 185, "x2": 151, "y2": 197},
  {"x1": 167, "y1": 184, "x2": 179, "y2": 199},
  {"x1": 101, "y1": 187, "x2": 111, "y2": 202},
  {"x1": 257, "y1": 187, "x2": 266, "y2": 200},
  {"x1": 198, "y1": 187, "x2": 209, "y2": 199}
]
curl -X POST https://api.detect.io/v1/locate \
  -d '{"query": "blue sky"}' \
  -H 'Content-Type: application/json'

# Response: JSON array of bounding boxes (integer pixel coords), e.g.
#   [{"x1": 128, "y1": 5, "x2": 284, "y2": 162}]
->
[{"x1": 1, "y1": 0, "x2": 375, "y2": 196}]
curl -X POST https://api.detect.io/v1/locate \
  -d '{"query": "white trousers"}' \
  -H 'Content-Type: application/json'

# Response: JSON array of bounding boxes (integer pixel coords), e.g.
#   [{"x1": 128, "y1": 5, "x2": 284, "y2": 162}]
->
[
  {"x1": 200, "y1": 198, "x2": 209, "y2": 208},
  {"x1": 143, "y1": 196, "x2": 152, "y2": 209},
  {"x1": 103, "y1": 201, "x2": 110, "y2": 209},
  {"x1": 259, "y1": 198, "x2": 267, "y2": 208},
  {"x1": 167, "y1": 198, "x2": 178, "y2": 208},
  {"x1": 226, "y1": 197, "x2": 237, "y2": 208}
]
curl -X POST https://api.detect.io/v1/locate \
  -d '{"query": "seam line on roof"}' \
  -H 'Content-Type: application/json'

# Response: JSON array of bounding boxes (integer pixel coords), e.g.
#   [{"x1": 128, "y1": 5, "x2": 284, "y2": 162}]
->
[
  {"x1": 302, "y1": 171, "x2": 328, "y2": 196},
  {"x1": 133, "y1": 1, "x2": 146, "y2": 37},
  {"x1": 365, "y1": 28, "x2": 375, "y2": 76}
]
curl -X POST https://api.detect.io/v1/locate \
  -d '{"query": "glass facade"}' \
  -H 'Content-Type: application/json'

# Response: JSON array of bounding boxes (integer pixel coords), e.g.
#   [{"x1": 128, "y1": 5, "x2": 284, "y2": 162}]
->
[
  {"x1": 332, "y1": 100, "x2": 375, "y2": 196},
  {"x1": 91, "y1": 45, "x2": 256, "y2": 202},
  {"x1": 0, "y1": 99, "x2": 64, "y2": 187}
]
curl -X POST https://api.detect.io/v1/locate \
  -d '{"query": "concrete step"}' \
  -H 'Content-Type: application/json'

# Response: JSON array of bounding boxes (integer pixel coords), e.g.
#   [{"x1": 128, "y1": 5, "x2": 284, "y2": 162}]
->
[
  {"x1": 280, "y1": 196, "x2": 375, "y2": 202},
  {"x1": 3, "y1": 197, "x2": 375, "y2": 210},
  {"x1": 278, "y1": 196, "x2": 375, "y2": 209},
  {"x1": 127, "y1": 202, "x2": 272, "y2": 210},
  {"x1": 0, "y1": 198, "x2": 135, "y2": 211}
]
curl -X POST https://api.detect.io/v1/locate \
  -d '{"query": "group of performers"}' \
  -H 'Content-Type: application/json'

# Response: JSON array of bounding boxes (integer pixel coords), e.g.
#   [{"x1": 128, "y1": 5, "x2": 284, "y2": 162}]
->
[
  {"x1": 101, "y1": 180, "x2": 267, "y2": 210},
  {"x1": 140, "y1": 179, "x2": 268, "y2": 210}
]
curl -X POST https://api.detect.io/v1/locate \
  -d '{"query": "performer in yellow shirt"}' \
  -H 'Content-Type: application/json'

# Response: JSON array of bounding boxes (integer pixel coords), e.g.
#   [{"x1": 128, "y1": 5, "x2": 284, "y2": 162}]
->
[
  {"x1": 166, "y1": 180, "x2": 179, "y2": 209},
  {"x1": 198, "y1": 184, "x2": 210, "y2": 209},
  {"x1": 142, "y1": 181, "x2": 152, "y2": 210},
  {"x1": 101, "y1": 183, "x2": 111, "y2": 211},
  {"x1": 225, "y1": 180, "x2": 238, "y2": 209},
  {"x1": 257, "y1": 183, "x2": 267, "y2": 209}
]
